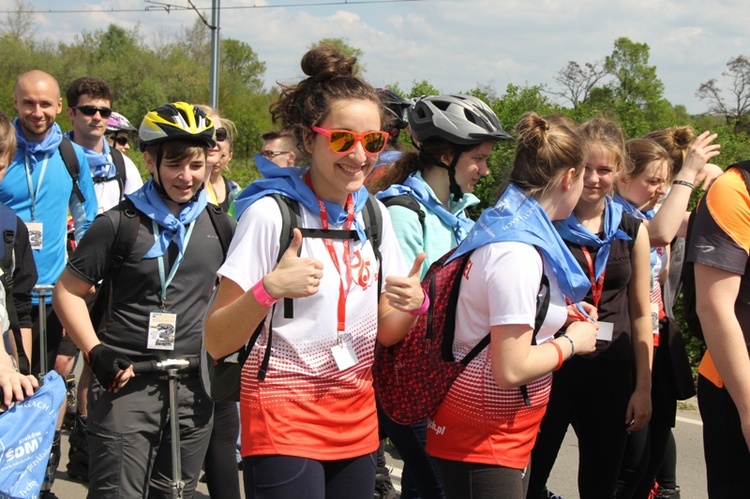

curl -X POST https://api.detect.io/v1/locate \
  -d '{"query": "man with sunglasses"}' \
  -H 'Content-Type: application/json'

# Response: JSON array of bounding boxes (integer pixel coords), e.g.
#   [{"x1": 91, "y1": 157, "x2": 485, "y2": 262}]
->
[
  {"x1": 62, "y1": 76, "x2": 144, "y2": 483},
  {"x1": 1, "y1": 69, "x2": 99, "y2": 497},
  {"x1": 66, "y1": 77, "x2": 143, "y2": 214},
  {"x1": 260, "y1": 130, "x2": 299, "y2": 167}
]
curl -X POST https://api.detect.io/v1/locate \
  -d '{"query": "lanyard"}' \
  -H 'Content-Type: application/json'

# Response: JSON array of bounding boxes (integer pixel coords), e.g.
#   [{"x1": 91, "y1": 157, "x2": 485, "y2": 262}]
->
[
  {"x1": 581, "y1": 247, "x2": 605, "y2": 309},
  {"x1": 24, "y1": 153, "x2": 50, "y2": 222},
  {"x1": 152, "y1": 220, "x2": 196, "y2": 309},
  {"x1": 305, "y1": 175, "x2": 355, "y2": 337}
]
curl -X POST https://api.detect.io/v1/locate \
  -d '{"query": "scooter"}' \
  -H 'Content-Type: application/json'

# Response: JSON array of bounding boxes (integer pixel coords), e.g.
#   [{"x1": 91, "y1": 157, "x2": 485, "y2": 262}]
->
[{"x1": 130, "y1": 357, "x2": 200, "y2": 499}]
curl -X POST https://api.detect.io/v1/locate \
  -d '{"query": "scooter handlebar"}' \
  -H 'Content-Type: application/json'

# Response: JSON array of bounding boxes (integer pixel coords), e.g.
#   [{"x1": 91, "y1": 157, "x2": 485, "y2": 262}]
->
[{"x1": 130, "y1": 357, "x2": 200, "y2": 374}]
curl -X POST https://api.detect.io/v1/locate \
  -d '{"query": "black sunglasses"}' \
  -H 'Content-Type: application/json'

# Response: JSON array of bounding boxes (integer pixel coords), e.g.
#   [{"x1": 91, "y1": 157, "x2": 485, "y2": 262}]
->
[
  {"x1": 215, "y1": 127, "x2": 228, "y2": 142},
  {"x1": 72, "y1": 105, "x2": 112, "y2": 118},
  {"x1": 112, "y1": 136, "x2": 129, "y2": 146}
]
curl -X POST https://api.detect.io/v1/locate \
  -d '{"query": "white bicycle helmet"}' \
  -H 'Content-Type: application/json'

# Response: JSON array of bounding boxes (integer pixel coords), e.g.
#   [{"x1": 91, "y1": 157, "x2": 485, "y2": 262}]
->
[{"x1": 106, "y1": 112, "x2": 138, "y2": 133}]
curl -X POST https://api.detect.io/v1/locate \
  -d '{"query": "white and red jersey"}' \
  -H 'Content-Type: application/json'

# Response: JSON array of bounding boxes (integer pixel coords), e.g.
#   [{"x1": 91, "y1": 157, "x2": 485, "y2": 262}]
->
[
  {"x1": 218, "y1": 195, "x2": 407, "y2": 460},
  {"x1": 426, "y1": 241, "x2": 568, "y2": 469}
]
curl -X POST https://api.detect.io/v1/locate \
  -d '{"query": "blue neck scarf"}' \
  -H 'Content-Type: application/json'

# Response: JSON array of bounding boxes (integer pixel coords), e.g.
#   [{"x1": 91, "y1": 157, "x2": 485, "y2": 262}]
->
[
  {"x1": 234, "y1": 154, "x2": 371, "y2": 242},
  {"x1": 449, "y1": 183, "x2": 591, "y2": 303},
  {"x1": 63, "y1": 132, "x2": 114, "y2": 179},
  {"x1": 376, "y1": 172, "x2": 475, "y2": 243},
  {"x1": 125, "y1": 180, "x2": 207, "y2": 263},
  {"x1": 613, "y1": 193, "x2": 658, "y2": 268},
  {"x1": 14, "y1": 120, "x2": 63, "y2": 170},
  {"x1": 555, "y1": 197, "x2": 631, "y2": 280}
]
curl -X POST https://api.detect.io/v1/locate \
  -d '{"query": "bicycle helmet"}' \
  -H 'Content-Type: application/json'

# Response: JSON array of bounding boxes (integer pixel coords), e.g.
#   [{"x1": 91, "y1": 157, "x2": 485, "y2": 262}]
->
[
  {"x1": 106, "y1": 112, "x2": 137, "y2": 133},
  {"x1": 378, "y1": 88, "x2": 411, "y2": 130},
  {"x1": 409, "y1": 95, "x2": 511, "y2": 201},
  {"x1": 408, "y1": 94, "x2": 511, "y2": 145},
  {"x1": 138, "y1": 102, "x2": 216, "y2": 151},
  {"x1": 138, "y1": 102, "x2": 216, "y2": 203}
]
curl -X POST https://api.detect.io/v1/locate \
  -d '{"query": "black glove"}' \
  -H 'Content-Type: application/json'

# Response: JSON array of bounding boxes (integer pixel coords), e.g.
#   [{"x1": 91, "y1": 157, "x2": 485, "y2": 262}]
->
[{"x1": 86, "y1": 344, "x2": 132, "y2": 392}]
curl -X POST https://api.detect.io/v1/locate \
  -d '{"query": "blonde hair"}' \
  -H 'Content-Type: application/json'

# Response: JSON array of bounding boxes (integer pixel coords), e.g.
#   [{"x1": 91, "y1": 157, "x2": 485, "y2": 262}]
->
[
  {"x1": 0, "y1": 111, "x2": 16, "y2": 162},
  {"x1": 508, "y1": 112, "x2": 587, "y2": 197},
  {"x1": 642, "y1": 126, "x2": 695, "y2": 178},
  {"x1": 579, "y1": 117, "x2": 629, "y2": 176}
]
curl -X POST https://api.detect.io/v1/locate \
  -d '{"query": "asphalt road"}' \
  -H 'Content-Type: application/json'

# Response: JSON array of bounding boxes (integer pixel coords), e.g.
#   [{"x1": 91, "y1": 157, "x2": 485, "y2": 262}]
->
[{"x1": 50, "y1": 401, "x2": 706, "y2": 498}]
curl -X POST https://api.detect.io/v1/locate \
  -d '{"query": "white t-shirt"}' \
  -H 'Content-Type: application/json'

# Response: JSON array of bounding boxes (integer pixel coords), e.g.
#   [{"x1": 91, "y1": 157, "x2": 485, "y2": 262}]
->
[
  {"x1": 218, "y1": 195, "x2": 408, "y2": 460},
  {"x1": 93, "y1": 153, "x2": 143, "y2": 213},
  {"x1": 427, "y1": 241, "x2": 569, "y2": 468}
]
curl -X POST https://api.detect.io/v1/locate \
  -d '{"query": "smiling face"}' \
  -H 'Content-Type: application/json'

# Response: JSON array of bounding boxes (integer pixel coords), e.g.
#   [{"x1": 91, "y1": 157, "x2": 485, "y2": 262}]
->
[
  {"x1": 14, "y1": 73, "x2": 62, "y2": 142},
  {"x1": 580, "y1": 144, "x2": 617, "y2": 206},
  {"x1": 145, "y1": 147, "x2": 208, "y2": 212},
  {"x1": 618, "y1": 159, "x2": 669, "y2": 211},
  {"x1": 447, "y1": 141, "x2": 494, "y2": 195},
  {"x1": 306, "y1": 98, "x2": 381, "y2": 206}
]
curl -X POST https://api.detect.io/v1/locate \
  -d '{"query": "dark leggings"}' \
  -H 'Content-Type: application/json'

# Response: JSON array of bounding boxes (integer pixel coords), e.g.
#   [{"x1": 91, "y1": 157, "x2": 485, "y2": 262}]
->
[
  {"x1": 242, "y1": 452, "x2": 377, "y2": 499},
  {"x1": 698, "y1": 374, "x2": 750, "y2": 497},
  {"x1": 377, "y1": 404, "x2": 444, "y2": 498},
  {"x1": 527, "y1": 357, "x2": 633, "y2": 499},
  {"x1": 617, "y1": 349, "x2": 677, "y2": 499},
  {"x1": 204, "y1": 400, "x2": 241, "y2": 499},
  {"x1": 654, "y1": 431, "x2": 678, "y2": 489},
  {"x1": 435, "y1": 458, "x2": 529, "y2": 499}
]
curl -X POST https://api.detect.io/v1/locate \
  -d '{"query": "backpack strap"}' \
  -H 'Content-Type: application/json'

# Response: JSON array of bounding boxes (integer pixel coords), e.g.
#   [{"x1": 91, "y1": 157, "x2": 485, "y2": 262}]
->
[
  {"x1": 0, "y1": 205, "x2": 25, "y2": 373},
  {"x1": 381, "y1": 194, "x2": 426, "y2": 235},
  {"x1": 89, "y1": 199, "x2": 141, "y2": 331},
  {"x1": 59, "y1": 137, "x2": 85, "y2": 204},
  {"x1": 205, "y1": 203, "x2": 235, "y2": 259},
  {"x1": 361, "y1": 194, "x2": 384, "y2": 296},
  {"x1": 99, "y1": 148, "x2": 128, "y2": 201}
]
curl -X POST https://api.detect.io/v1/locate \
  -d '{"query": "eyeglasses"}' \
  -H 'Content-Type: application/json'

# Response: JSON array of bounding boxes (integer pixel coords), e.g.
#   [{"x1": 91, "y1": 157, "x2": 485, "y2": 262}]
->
[
  {"x1": 215, "y1": 127, "x2": 228, "y2": 142},
  {"x1": 311, "y1": 126, "x2": 388, "y2": 156},
  {"x1": 260, "y1": 150, "x2": 290, "y2": 158},
  {"x1": 111, "y1": 135, "x2": 129, "y2": 146},
  {"x1": 71, "y1": 105, "x2": 112, "y2": 118}
]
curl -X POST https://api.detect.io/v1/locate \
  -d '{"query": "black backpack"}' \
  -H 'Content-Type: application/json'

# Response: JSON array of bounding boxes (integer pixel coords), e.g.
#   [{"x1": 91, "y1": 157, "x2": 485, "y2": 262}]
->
[
  {"x1": 682, "y1": 160, "x2": 750, "y2": 342},
  {"x1": 202, "y1": 193, "x2": 384, "y2": 402},
  {"x1": 91, "y1": 148, "x2": 128, "y2": 200},
  {"x1": 90, "y1": 199, "x2": 235, "y2": 333},
  {"x1": 58, "y1": 137, "x2": 86, "y2": 204}
]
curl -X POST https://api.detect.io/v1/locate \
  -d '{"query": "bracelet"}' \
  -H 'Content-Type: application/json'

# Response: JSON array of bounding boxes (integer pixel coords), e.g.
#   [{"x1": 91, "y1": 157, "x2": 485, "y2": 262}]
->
[
  {"x1": 409, "y1": 291, "x2": 430, "y2": 316},
  {"x1": 252, "y1": 278, "x2": 277, "y2": 308},
  {"x1": 672, "y1": 179, "x2": 694, "y2": 190},
  {"x1": 560, "y1": 333, "x2": 575, "y2": 359},
  {"x1": 550, "y1": 340, "x2": 564, "y2": 371}
]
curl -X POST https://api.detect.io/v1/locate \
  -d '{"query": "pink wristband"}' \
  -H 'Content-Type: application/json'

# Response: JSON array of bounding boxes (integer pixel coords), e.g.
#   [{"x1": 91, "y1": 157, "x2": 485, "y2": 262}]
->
[
  {"x1": 252, "y1": 279, "x2": 277, "y2": 308},
  {"x1": 409, "y1": 291, "x2": 430, "y2": 316}
]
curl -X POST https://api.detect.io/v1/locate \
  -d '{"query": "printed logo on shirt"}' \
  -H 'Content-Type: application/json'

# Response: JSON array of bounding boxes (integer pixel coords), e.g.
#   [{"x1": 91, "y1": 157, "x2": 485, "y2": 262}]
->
[
  {"x1": 351, "y1": 250, "x2": 376, "y2": 289},
  {"x1": 463, "y1": 258, "x2": 474, "y2": 280},
  {"x1": 428, "y1": 419, "x2": 446, "y2": 435},
  {"x1": 695, "y1": 244, "x2": 715, "y2": 253}
]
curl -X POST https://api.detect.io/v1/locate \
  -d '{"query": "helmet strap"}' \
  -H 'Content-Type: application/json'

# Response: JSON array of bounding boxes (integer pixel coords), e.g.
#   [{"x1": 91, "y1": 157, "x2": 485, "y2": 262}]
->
[{"x1": 420, "y1": 148, "x2": 464, "y2": 202}]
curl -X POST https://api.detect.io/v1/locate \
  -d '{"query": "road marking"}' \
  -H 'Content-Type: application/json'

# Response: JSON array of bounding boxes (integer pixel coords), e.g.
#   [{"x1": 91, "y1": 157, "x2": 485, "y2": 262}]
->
[{"x1": 676, "y1": 415, "x2": 702, "y2": 426}]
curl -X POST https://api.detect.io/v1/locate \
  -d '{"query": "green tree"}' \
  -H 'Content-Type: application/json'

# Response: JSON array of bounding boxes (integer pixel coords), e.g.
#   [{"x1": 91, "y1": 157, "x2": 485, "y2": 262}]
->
[
  {"x1": 408, "y1": 80, "x2": 439, "y2": 98},
  {"x1": 696, "y1": 55, "x2": 750, "y2": 133},
  {"x1": 0, "y1": 0, "x2": 36, "y2": 44},
  {"x1": 605, "y1": 37, "x2": 664, "y2": 107},
  {"x1": 221, "y1": 39, "x2": 266, "y2": 92}
]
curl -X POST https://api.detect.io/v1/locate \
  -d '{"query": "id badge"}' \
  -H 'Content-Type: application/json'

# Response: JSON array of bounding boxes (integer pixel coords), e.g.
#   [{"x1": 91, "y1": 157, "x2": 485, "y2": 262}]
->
[
  {"x1": 331, "y1": 341, "x2": 358, "y2": 371},
  {"x1": 650, "y1": 302, "x2": 659, "y2": 336},
  {"x1": 26, "y1": 222, "x2": 43, "y2": 250},
  {"x1": 597, "y1": 321, "x2": 614, "y2": 342},
  {"x1": 147, "y1": 311, "x2": 177, "y2": 350}
]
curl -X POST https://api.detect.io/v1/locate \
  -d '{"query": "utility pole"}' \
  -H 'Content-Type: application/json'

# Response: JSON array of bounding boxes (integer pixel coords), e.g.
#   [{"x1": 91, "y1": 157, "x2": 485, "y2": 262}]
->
[{"x1": 209, "y1": 0, "x2": 220, "y2": 108}]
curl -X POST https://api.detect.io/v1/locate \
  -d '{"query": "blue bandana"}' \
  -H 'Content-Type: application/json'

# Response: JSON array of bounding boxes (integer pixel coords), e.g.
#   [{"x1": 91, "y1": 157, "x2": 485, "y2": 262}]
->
[
  {"x1": 449, "y1": 183, "x2": 591, "y2": 303},
  {"x1": 613, "y1": 193, "x2": 657, "y2": 268},
  {"x1": 234, "y1": 154, "x2": 372, "y2": 242},
  {"x1": 555, "y1": 197, "x2": 632, "y2": 280},
  {"x1": 376, "y1": 172, "x2": 475, "y2": 243},
  {"x1": 14, "y1": 120, "x2": 63, "y2": 169},
  {"x1": 63, "y1": 132, "x2": 114, "y2": 179},
  {"x1": 126, "y1": 180, "x2": 207, "y2": 264}
]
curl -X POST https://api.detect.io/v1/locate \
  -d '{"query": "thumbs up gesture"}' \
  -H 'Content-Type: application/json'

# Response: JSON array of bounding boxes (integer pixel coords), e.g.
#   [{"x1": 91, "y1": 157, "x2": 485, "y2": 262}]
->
[
  {"x1": 263, "y1": 228, "x2": 325, "y2": 299},
  {"x1": 384, "y1": 252, "x2": 427, "y2": 313}
]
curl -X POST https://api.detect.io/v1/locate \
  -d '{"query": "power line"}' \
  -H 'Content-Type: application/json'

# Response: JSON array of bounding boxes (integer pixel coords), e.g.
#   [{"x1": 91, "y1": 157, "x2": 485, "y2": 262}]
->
[{"x1": 0, "y1": 0, "x2": 427, "y2": 15}]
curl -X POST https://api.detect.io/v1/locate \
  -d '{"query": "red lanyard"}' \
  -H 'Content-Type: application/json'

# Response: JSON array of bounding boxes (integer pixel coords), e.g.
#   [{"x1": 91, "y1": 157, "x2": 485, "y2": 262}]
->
[
  {"x1": 306, "y1": 175, "x2": 355, "y2": 334},
  {"x1": 581, "y1": 247, "x2": 605, "y2": 309}
]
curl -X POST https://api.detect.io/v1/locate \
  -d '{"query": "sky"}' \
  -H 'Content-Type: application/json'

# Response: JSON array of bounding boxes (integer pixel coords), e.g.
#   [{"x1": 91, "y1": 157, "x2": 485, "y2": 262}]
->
[{"x1": 2, "y1": 0, "x2": 747, "y2": 115}]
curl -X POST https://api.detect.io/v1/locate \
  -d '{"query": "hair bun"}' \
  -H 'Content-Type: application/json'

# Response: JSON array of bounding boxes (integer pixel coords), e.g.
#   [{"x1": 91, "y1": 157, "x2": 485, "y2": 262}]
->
[{"x1": 301, "y1": 43, "x2": 357, "y2": 82}]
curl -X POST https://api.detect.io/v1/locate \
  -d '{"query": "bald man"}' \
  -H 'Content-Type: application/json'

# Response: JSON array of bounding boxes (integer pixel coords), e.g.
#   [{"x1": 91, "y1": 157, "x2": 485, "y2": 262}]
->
[{"x1": 1, "y1": 70, "x2": 98, "y2": 496}]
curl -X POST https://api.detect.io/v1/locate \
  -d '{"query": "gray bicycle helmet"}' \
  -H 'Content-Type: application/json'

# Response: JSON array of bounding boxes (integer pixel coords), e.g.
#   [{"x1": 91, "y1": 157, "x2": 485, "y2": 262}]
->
[{"x1": 408, "y1": 94, "x2": 512, "y2": 145}]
